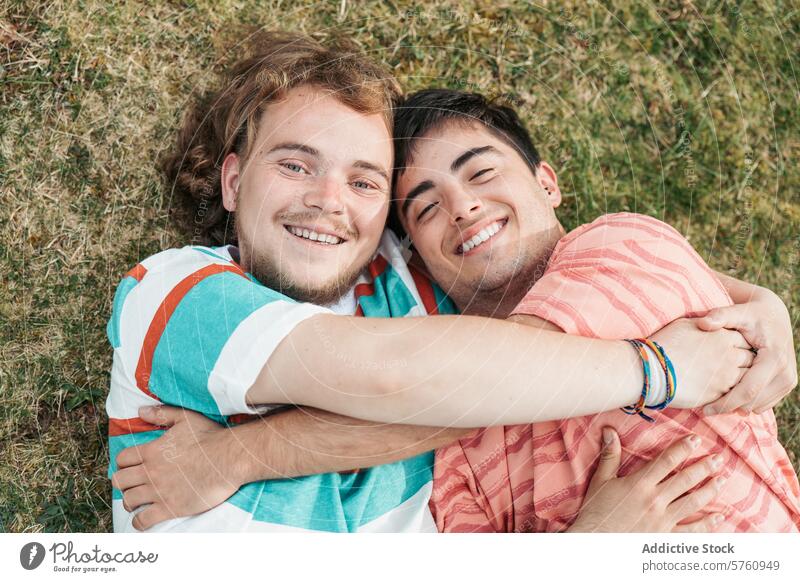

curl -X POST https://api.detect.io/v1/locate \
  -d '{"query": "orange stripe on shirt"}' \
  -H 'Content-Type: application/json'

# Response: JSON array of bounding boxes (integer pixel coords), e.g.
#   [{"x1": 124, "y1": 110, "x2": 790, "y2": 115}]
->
[
  {"x1": 134, "y1": 263, "x2": 249, "y2": 401},
  {"x1": 125, "y1": 264, "x2": 148, "y2": 282},
  {"x1": 353, "y1": 255, "x2": 389, "y2": 310},
  {"x1": 408, "y1": 264, "x2": 439, "y2": 315},
  {"x1": 108, "y1": 417, "x2": 161, "y2": 436}
]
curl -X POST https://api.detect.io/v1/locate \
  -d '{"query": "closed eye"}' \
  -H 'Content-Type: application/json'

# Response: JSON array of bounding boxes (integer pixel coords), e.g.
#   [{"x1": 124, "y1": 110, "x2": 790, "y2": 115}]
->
[
  {"x1": 470, "y1": 167, "x2": 494, "y2": 181},
  {"x1": 417, "y1": 202, "x2": 438, "y2": 221}
]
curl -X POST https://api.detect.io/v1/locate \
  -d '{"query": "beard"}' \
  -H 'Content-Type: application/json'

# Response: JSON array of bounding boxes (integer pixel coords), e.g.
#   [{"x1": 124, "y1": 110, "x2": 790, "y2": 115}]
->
[{"x1": 236, "y1": 217, "x2": 372, "y2": 306}]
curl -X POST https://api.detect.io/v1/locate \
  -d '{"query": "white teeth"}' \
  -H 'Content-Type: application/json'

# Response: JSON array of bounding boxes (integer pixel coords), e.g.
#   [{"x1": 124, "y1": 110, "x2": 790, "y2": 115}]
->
[
  {"x1": 459, "y1": 220, "x2": 505, "y2": 254},
  {"x1": 287, "y1": 226, "x2": 343, "y2": 245}
]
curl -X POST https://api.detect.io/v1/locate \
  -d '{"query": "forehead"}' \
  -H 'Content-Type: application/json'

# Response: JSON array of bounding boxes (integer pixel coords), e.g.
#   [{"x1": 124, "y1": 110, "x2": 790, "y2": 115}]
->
[
  {"x1": 401, "y1": 122, "x2": 509, "y2": 174},
  {"x1": 255, "y1": 86, "x2": 392, "y2": 160}
]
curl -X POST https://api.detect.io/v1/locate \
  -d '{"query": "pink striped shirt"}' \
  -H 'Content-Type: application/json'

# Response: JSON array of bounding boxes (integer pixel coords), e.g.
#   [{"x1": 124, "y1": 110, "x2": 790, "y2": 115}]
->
[{"x1": 430, "y1": 213, "x2": 800, "y2": 533}]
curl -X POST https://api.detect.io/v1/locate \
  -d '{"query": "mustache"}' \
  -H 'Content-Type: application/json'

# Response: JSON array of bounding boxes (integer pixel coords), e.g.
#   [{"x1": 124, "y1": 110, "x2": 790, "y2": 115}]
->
[{"x1": 278, "y1": 211, "x2": 356, "y2": 239}]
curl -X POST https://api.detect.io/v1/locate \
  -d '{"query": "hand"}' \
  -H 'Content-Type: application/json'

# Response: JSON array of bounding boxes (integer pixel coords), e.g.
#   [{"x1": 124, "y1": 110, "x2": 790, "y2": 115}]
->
[
  {"x1": 567, "y1": 429, "x2": 726, "y2": 532},
  {"x1": 696, "y1": 290, "x2": 798, "y2": 414},
  {"x1": 112, "y1": 405, "x2": 246, "y2": 531},
  {"x1": 650, "y1": 318, "x2": 754, "y2": 409}
]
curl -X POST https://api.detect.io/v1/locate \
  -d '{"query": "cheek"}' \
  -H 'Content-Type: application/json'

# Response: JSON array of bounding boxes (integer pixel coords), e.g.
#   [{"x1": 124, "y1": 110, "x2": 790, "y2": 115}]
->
[
  {"x1": 353, "y1": 198, "x2": 389, "y2": 235},
  {"x1": 412, "y1": 228, "x2": 446, "y2": 263}
]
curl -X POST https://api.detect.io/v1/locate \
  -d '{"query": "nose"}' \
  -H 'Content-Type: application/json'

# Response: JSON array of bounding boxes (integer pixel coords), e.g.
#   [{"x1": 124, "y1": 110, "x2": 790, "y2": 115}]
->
[
  {"x1": 446, "y1": 184, "x2": 483, "y2": 225},
  {"x1": 303, "y1": 175, "x2": 345, "y2": 214}
]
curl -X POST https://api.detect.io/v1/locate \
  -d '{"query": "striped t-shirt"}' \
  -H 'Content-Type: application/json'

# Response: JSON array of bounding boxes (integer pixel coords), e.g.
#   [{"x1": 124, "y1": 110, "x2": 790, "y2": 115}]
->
[
  {"x1": 431, "y1": 212, "x2": 800, "y2": 533},
  {"x1": 107, "y1": 230, "x2": 456, "y2": 532}
]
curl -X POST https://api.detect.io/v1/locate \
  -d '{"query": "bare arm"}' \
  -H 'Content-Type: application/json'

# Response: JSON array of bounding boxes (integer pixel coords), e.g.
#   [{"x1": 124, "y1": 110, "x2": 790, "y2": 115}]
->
[
  {"x1": 248, "y1": 313, "x2": 749, "y2": 427},
  {"x1": 252, "y1": 314, "x2": 641, "y2": 426},
  {"x1": 230, "y1": 407, "x2": 470, "y2": 481}
]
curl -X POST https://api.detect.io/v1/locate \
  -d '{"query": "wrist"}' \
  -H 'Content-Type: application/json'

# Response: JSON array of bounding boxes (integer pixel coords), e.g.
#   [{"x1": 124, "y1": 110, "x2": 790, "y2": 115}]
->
[
  {"x1": 619, "y1": 340, "x2": 646, "y2": 408},
  {"x1": 219, "y1": 423, "x2": 266, "y2": 486}
]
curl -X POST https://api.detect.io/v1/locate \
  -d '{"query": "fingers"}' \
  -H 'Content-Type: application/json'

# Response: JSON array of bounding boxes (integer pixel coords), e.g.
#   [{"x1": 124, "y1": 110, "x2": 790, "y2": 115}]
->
[
  {"x1": 122, "y1": 485, "x2": 158, "y2": 513},
  {"x1": 589, "y1": 428, "x2": 622, "y2": 484},
  {"x1": 132, "y1": 504, "x2": 175, "y2": 532},
  {"x1": 672, "y1": 513, "x2": 724, "y2": 533},
  {"x1": 705, "y1": 357, "x2": 773, "y2": 415},
  {"x1": 659, "y1": 454, "x2": 722, "y2": 501},
  {"x1": 139, "y1": 405, "x2": 184, "y2": 427},
  {"x1": 668, "y1": 475, "x2": 726, "y2": 522},
  {"x1": 693, "y1": 309, "x2": 728, "y2": 331},
  {"x1": 723, "y1": 328, "x2": 752, "y2": 351},
  {"x1": 640, "y1": 435, "x2": 699, "y2": 485},
  {"x1": 111, "y1": 465, "x2": 147, "y2": 491},
  {"x1": 736, "y1": 347, "x2": 756, "y2": 368},
  {"x1": 116, "y1": 445, "x2": 145, "y2": 469},
  {"x1": 695, "y1": 305, "x2": 752, "y2": 335}
]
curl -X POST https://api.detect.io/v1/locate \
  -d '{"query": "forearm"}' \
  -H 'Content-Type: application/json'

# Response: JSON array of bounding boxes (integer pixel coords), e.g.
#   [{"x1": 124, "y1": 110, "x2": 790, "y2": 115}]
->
[
  {"x1": 227, "y1": 407, "x2": 470, "y2": 482},
  {"x1": 251, "y1": 314, "x2": 642, "y2": 427}
]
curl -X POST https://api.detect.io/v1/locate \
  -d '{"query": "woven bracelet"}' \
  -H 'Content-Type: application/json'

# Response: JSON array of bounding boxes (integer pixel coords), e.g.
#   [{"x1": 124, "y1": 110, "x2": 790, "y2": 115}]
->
[
  {"x1": 641, "y1": 339, "x2": 677, "y2": 411},
  {"x1": 622, "y1": 339, "x2": 654, "y2": 422}
]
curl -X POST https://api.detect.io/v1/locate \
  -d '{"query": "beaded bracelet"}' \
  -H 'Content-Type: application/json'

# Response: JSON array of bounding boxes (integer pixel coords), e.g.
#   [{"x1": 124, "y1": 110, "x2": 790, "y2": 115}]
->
[{"x1": 622, "y1": 338, "x2": 678, "y2": 422}]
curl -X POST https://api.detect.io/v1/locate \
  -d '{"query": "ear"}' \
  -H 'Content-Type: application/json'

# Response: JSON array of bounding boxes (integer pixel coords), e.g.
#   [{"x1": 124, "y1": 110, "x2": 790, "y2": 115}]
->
[
  {"x1": 535, "y1": 161, "x2": 562, "y2": 208},
  {"x1": 221, "y1": 152, "x2": 241, "y2": 212}
]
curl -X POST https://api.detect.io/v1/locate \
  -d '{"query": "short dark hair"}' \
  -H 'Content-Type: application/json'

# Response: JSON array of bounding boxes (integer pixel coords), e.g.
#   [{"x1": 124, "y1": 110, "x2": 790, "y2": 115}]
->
[{"x1": 390, "y1": 89, "x2": 541, "y2": 236}]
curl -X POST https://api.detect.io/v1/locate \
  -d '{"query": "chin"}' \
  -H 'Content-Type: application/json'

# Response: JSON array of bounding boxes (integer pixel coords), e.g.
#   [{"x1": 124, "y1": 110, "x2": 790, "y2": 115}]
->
[{"x1": 470, "y1": 268, "x2": 517, "y2": 292}]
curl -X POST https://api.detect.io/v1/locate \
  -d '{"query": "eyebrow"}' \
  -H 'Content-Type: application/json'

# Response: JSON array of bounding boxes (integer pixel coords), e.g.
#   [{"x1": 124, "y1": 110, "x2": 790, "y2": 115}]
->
[
  {"x1": 267, "y1": 142, "x2": 320, "y2": 156},
  {"x1": 401, "y1": 180, "x2": 435, "y2": 218},
  {"x1": 450, "y1": 145, "x2": 499, "y2": 173},
  {"x1": 353, "y1": 160, "x2": 389, "y2": 183}
]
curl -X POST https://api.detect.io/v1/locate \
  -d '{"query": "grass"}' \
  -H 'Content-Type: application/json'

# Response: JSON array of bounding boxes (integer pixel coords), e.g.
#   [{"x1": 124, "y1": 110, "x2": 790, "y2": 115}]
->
[{"x1": 1, "y1": 0, "x2": 798, "y2": 532}]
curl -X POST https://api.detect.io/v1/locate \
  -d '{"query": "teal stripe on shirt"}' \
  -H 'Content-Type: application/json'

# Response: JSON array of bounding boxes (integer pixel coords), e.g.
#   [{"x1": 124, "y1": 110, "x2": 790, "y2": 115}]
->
[
  {"x1": 432, "y1": 282, "x2": 459, "y2": 315},
  {"x1": 225, "y1": 452, "x2": 434, "y2": 531},
  {"x1": 106, "y1": 276, "x2": 140, "y2": 349},
  {"x1": 148, "y1": 271, "x2": 292, "y2": 417},
  {"x1": 358, "y1": 263, "x2": 418, "y2": 318}
]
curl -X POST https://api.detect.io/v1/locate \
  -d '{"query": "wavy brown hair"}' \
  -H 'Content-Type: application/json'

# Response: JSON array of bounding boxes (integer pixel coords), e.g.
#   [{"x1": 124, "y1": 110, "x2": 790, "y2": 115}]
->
[{"x1": 162, "y1": 31, "x2": 401, "y2": 246}]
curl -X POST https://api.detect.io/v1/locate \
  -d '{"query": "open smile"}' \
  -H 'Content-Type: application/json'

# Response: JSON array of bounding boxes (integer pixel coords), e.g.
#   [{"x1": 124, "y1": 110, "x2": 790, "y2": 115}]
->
[
  {"x1": 456, "y1": 218, "x2": 508, "y2": 255},
  {"x1": 284, "y1": 225, "x2": 347, "y2": 246}
]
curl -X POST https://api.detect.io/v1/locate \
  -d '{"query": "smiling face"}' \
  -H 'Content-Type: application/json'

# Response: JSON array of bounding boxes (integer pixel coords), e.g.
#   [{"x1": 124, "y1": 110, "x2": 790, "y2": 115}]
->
[
  {"x1": 395, "y1": 121, "x2": 564, "y2": 313},
  {"x1": 221, "y1": 85, "x2": 392, "y2": 304}
]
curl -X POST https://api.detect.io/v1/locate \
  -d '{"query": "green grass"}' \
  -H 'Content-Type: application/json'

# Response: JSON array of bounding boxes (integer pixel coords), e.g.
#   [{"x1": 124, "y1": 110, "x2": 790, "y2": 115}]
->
[{"x1": 1, "y1": 0, "x2": 798, "y2": 532}]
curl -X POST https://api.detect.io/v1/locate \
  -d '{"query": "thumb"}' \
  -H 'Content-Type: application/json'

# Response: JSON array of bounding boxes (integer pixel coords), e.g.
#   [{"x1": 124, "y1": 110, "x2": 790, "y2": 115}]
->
[
  {"x1": 139, "y1": 405, "x2": 183, "y2": 427},
  {"x1": 591, "y1": 428, "x2": 622, "y2": 483},
  {"x1": 694, "y1": 305, "x2": 750, "y2": 333}
]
